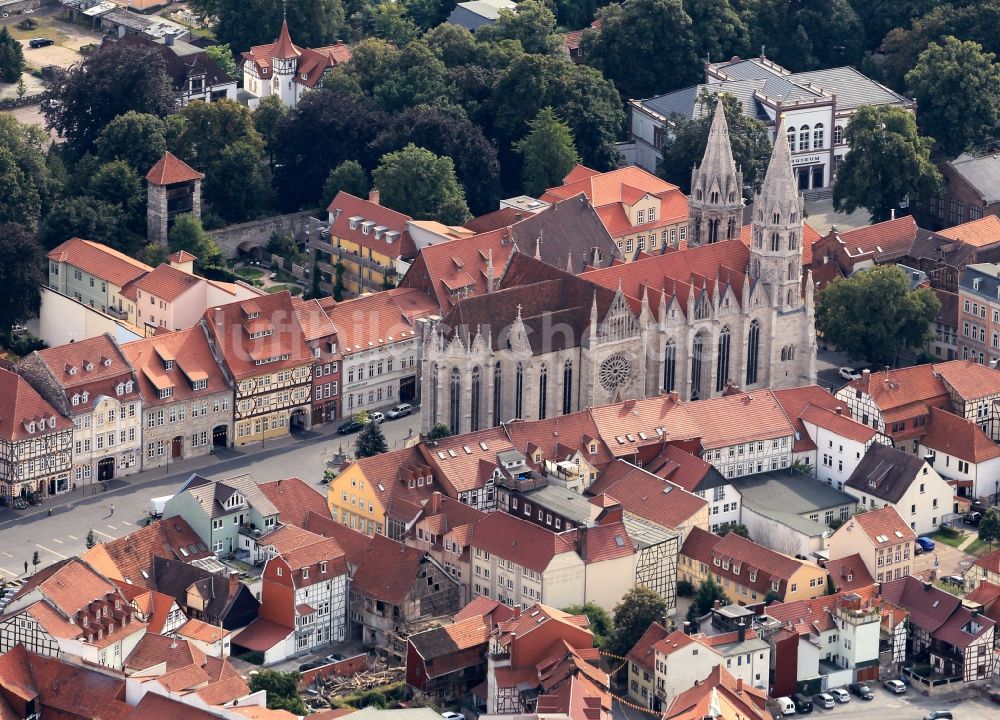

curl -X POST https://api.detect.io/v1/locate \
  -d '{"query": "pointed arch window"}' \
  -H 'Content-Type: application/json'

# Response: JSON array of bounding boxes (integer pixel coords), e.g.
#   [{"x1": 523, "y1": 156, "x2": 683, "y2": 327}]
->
[
  {"x1": 471, "y1": 366, "x2": 481, "y2": 432},
  {"x1": 770, "y1": 233, "x2": 780, "y2": 251},
  {"x1": 710, "y1": 190, "x2": 720, "y2": 204},
  {"x1": 788, "y1": 261, "x2": 796, "y2": 281},
  {"x1": 538, "y1": 364, "x2": 548, "y2": 420},
  {"x1": 716, "y1": 326, "x2": 732, "y2": 392},
  {"x1": 708, "y1": 218, "x2": 719, "y2": 243},
  {"x1": 515, "y1": 363, "x2": 524, "y2": 419},
  {"x1": 772, "y1": 211, "x2": 780, "y2": 224},
  {"x1": 752, "y1": 258, "x2": 761, "y2": 277},
  {"x1": 493, "y1": 362, "x2": 502, "y2": 426},
  {"x1": 562, "y1": 360, "x2": 573, "y2": 415},
  {"x1": 788, "y1": 232, "x2": 798, "y2": 250},
  {"x1": 746, "y1": 320, "x2": 760, "y2": 385},
  {"x1": 449, "y1": 368, "x2": 461, "y2": 435},
  {"x1": 663, "y1": 340, "x2": 676, "y2": 393},
  {"x1": 430, "y1": 364, "x2": 439, "y2": 425},
  {"x1": 727, "y1": 217, "x2": 737, "y2": 240},
  {"x1": 691, "y1": 332, "x2": 707, "y2": 400}
]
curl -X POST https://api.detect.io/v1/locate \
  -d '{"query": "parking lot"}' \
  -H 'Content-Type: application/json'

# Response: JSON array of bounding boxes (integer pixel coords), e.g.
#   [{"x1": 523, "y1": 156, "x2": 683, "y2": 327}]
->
[
  {"x1": 783, "y1": 684, "x2": 997, "y2": 720},
  {"x1": 2, "y1": 7, "x2": 103, "y2": 71}
]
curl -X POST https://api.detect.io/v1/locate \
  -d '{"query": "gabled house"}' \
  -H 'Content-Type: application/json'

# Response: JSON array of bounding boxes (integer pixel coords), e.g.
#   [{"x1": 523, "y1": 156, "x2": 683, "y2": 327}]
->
[
  {"x1": 625, "y1": 622, "x2": 670, "y2": 710},
  {"x1": 165, "y1": 473, "x2": 281, "y2": 557},
  {"x1": 17, "y1": 333, "x2": 142, "y2": 487},
  {"x1": 0, "y1": 557, "x2": 147, "y2": 669},
  {"x1": 882, "y1": 575, "x2": 995, "y2": 687},
  {"x1": 113, "y1": 33, "x2": 236, "y2": 104},
  {"x1": 663, "y1": 665, "x2": 769, "y2": 720},
  {"x1": 407, "y1": 491, "x2": 486, "y2": 603},
  {"x1": 46, "y1": 237, "x2": 152, "y2": 321},
  {"x1": 150, "y1": 556, "x2": 260, "y2": 631},
  {"x1": 826, "y1": 506, "x2": 916, "y2": 586},
  {"x1": 965, "y1": 548, "x2": 1000, "y2": 592},
  {"x1": 651, "y1": 630, "x2": 723, "y2": 709},
  {"x1": 82, "y1": 515, "x2": 213, "y2": 588},
  {"x1": 175, "y1": 618, "x2": 232, "y2": 658},
  {"x1": 258, "y1": 476, "x2": 331, "y2": 529},
  {"x1": 350, "y1": 533, "x2": 462, "y2": 659},
  {"x1": 843, "y1": 443, "x2": 953, "y2": 535},
  {"x1": 918, "y1": 406, "x2": 1000, "y2": 502},
  {"x1": 114, "y1": 582, "x2": 187, "y2": 636},
  {"x1": 0, "y1": 366, "x2": 74, "y2": 502}
]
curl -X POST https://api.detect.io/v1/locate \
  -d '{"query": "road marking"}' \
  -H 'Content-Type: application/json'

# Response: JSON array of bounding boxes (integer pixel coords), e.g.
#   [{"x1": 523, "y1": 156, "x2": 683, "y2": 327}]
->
[
  {"x1": 0, "y1": 567, "x2": 16, "y2": 578},
  {"x1": 2, "y1": 552, "x2": 12, "y2": 558},
  {"x1": 92, "y1": 528, "x2": 115, "y2": 540},
  {"x1": 36, "y1": 544, "x2": 68, "y2": 560},
  {"x1": 121, "y1": 520, "x2": 132, "y2": 526},
  {"x1": 107, "y1": 524, "x2": 117, "y2": 531},
  {"x1": 67, "y1": 534, "x2": 78, "y2": 540},
  {"x1": 53, "y1": 538, "x2": 63, "y2": 544}
]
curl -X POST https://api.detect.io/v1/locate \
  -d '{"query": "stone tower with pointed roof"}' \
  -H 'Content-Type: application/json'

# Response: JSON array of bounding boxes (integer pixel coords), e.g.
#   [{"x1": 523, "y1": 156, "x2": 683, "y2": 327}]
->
[
  {"x1": 146, "y1": 151, "x2": 204, "y2": 246},
  {"x1": 687, "y1": 102, "x2": 744, "y2": 248},
  {"x1": 750, "y1": 119, "x2": 806, "y2": 313}
]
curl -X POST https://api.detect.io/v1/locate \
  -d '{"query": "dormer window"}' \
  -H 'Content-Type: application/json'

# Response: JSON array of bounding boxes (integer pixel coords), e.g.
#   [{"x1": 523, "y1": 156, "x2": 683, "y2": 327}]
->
[
  {"x1": 303, "y1": 568, "x2": 309, "y2": 579},
  {"x1": 81, "y1": 391, "x2": 89, "y2": 403},
  {"x1": 49, "y1": 417, "x2": 56, "y2": 429},
  {"x1": 320, "y1": 561, "x2": 327, "y2": 573},
  {"x1": 68, "y1": 366, "x2": 77, "y2": 375},
  {"x1": 72, "y1": 394, "x2": 80, "y2": 406},
  {"x1": 85, "y1": 362, "x2": 94, "y2": 371},
  {"x1": 165, "y1": 360, "x2": 174, "y2": 370},
  {"x1": 159, "y1": 387, "x2": 173, "y2": 399},
  {"x1": 192, "y1": 379, "x2": 207, "y2": 391},
  {"x1": 116, "y1": 383, "x2": 125, "y2": 396},
  {"x1": 27, "y1": 422, "x2": 35, "y2": 433},
  {"x1": 103, "y1": 358, "x2": 111, "y2": 367},
  {"x1": 126, "y1": 381, "x2": 133, "y2": 393}
]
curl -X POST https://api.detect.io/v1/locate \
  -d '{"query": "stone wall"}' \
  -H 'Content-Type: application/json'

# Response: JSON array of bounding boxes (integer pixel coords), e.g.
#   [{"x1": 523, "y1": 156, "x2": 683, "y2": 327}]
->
[{"x1": 209, "y1": 211, "x2": 323, "y2": 259}]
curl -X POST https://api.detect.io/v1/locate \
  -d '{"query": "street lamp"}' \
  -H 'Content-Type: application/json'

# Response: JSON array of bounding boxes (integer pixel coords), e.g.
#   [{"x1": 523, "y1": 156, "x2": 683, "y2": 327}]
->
[{"x1": 994, "y1": 479, "x2": 998, "y2": 507}]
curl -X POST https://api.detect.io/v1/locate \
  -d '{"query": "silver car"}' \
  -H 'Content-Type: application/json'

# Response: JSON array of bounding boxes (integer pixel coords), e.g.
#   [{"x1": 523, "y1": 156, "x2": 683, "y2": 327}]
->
[{"x1": 828, "y1": 688, "x2": 850, "y2": 704}]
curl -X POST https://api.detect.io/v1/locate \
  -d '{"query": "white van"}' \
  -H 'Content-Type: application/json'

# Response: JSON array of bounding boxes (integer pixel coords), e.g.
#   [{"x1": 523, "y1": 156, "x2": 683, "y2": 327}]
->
[
  {"x1": 148, "y1": 495, "x2": 173, "y2": 519},
  {"x1": 774, "y1": 698, "x2": 796, "y2": 717}
]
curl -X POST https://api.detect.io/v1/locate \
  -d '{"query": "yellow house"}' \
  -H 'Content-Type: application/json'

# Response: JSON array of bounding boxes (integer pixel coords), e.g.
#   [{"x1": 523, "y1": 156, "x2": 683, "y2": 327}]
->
[
  {"x1": 202, "y1": 292, "x2": 314, "y2": 445},
  {"x1": 313, "y1": 191, "x2": 416, "y2": 296},
  {"x1": 327, "y1": 445, "x2": 435, "y2": 538},
  {"x1": 680, "y1": 527, "x2": 829, "y2": 605}
]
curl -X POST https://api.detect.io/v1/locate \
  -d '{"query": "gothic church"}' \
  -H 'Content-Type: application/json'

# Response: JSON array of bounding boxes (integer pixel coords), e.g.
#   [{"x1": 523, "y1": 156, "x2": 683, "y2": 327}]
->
[{"x1": 420, "y1": 105, "x2": 817, "y2": 434}]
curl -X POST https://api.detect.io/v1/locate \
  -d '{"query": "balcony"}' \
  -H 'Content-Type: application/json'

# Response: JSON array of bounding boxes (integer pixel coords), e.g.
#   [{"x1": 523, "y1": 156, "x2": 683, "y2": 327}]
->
[{"x1": 106, "y1": 306, "x2": 128, "y2": 320}]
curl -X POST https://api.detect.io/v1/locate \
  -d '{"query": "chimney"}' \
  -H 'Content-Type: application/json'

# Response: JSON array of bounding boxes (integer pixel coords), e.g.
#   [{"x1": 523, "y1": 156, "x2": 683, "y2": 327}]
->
[
  {"x1": 229, "y1": 573, "x2": 240, "y2": 596},
  {"x1": 737, "y1": 619, "x2": 746, "y2": 643},
  {"x1": 835, "y1": 406, "x2": 842, "y2": 415},
  {"x1": 369, "y1": 189, "x2": 380, "y2": 205},
  {"x1": 923, "y1": 581, "x2": 933, "y2": 591},
  {"x1": 862, "y1": 368, "x2": 871, "y2": 382},
  {"x1": 513, "y1": 606, "x2": 521, "y2": 619},
  {"x1": 430, "y1": 491, "x2": 442, "y2": 514},
  {"x1": 713, "y1": 600, "x2": 722, "y2": 610},
  {"x1": 736, "y1": 678, "x2": 744, "y2": 695},
  {"x1": 164, "y1": 31, "x2": 175, "y2": 46}
]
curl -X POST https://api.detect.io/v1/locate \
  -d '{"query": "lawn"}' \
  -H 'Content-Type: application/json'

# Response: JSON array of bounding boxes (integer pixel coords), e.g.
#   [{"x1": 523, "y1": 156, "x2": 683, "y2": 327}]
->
[
  {"x1": 929, "y1": 529, "x2": 965, "y2": 548},
  {"x1": 962, "y1": 537, "x2": 994, "y2": 556},
  {"x1": 235, "y1": 267, "x2": 264, "y2": 280},
  {"x1": 266, "y1": 283, "x2": 302, "y2": 296}
]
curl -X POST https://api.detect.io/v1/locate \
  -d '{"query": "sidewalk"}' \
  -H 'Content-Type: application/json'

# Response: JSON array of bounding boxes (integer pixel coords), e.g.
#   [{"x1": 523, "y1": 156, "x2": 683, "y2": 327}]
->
[{"x1": 0, "y1": 422, "x2": 346, "y2": 528}]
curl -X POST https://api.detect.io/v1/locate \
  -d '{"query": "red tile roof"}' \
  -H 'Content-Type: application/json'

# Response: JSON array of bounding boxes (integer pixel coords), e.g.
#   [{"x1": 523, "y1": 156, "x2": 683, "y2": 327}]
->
[
  {"x1": 300, "y1": 511, "x2": 373, "y2": 569},
  {"x1": 964, "y1": 581, "x2": 1000, "y2": 607},
  {"x1": 464, "y1": 207, "x2": 525, "y2": 233},
  {"x1": 826, "y1": 553, "x2": 875, "y2": 593},
  {"x1": 504, "y1": 413, "x2": 615, "y2": 471},
  {"x1": 665, "y1": 665, "x2": 768, "y2": 720},
  {"x1": 232, "y1": 618, "x2": 293, "y2": 652},
  {"x1": 130, "y1": 263, "x2": 201, "y2": 302},
  {"x1": 145, "y1": 151, "x2": 204, "y2": 185},
  {"x1": 587, "y1": 395, "x2": 700, "y2": 458},
  {"x1": 843, "y1": 363, "x2": 950, "y2": 414},
  {"x1": 350, "y1": 534, "x2": 434, "y2": 605},
  {"x1": 327, "y1": 191, "x2": 415, "y2": 259},
  {"x1": 937, "y1": 214, "x2": 1000, "y2": 247},
  {"x1": 848, "y1": 506, "x2": 916, "y2": 547},
  {"x1": 453, "y1": 595, "x2": 517, "y2": 625},
  {"x1": 836, "y1": 216, "x2": 918, "y2": 261},
  {"x1": 625, "y1": 621, "x2": 669, "y2": 671},
  {"x1": 765, "y1": 585, "x2": 879, "y2": 636},
  {"x1": 579, "y1": 520, "x2": 634, "y2": 563},
  {"x1": 127, "y1": 692, "x2": 219, "y2": 720},
  {"x1": 13, "y1": 557, "x2": 118, "y2": 616},
  {"x1": 0, "y1": 367, "x2": 73, "y2": 442},
  {"x1": 587, "y1": 459, "x2": 706, "y2": 530},
  {"x1": 932, "y1": 359, "x2": 1000, "y2": 401},
  {"x1": 470, "y1": 512, "x2": 577, "y2": 573},
  {"x1": 177, "y1": 618, "x2": 229, "y2": 643},
  {"x1": 26, "y1": 333, "x2": 139, "y2": 412},
  {"x1": 799, "y1": 403, "x2": 878, "y2": 444},
  {"x1": 47, "y1": 237, "x2": 152, "y2": 287},
  {"x1": 921, "y1": 406, "x2": 1000, "y2": 462},
  {"x1": 974, "y1": 548, "x2": 1000, "y2": 575},
  {"x1": 242, "y1": 21, "x2": 350, "y2": 87},
  {"x1": 652, "y1": 629, "x2": 697, "y2": 657},
  {"x1": 122, "y1": 326, "x2": 230, "y2": 409},
  {"x1": 419, "y1": 427, "x2": 514, "y2": 495},
  {"x1": 258, "y1": 477, "x2": 330, "y2": 527},
  {"x1": 541, "y1": 166, "x2": 678, "y2": 208},
  {"x1": 323, "y1": 286, "x2": 436, "y2": 355},
  {"x1": 19, "y1": 652, "x2": 132, "y2": 720}
]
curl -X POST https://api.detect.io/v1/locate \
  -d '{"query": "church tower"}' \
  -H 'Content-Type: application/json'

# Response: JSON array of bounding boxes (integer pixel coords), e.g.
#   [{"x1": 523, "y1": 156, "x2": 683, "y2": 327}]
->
[
  {"x1": 687, "y1": 100, "x2": 744, "y2": 247},
  {"x1": 270, "y1": 20, "x2": 300, "y2": 107},
  {"x1": 750, "y1": 118, "x2": 805, "y2": 312}
]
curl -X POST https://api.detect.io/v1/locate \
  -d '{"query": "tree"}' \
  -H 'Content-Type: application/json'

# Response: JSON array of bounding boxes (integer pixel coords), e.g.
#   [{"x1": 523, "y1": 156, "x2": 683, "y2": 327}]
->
[
  {"x1": 826, "y1": 575, "x2": 837, "y2": 595},
  {"x1": 253, "y1": 95, "x2": 288, "y2": 168},
  {"x1": 15, "y1": 77, "x2": 25, "y2": 99},
  {"x1": 361, "y1": 2, "x2": 420, "y2": 46},
  {"x1": 323, "y1": 160, "x2": 369, "y2": 206},
  {"x1": 583, "y1": 0, "x2": 699, "y2": 99},
  {"x1": 204, "y1": 43, "x2": 238, "y2": 79},
  {"x1": 0, "y1": 114, "x2": 54, "y2": 230},
  {"x1": 204, "y1": 140, "x2": 273, "y2": 222},
  {"x1": 716, "y1": 522, "x2": 749, "y2": 538},
  {"x1": 562, "y1": 603, "x2": 612, "y2": 648},
  {"x1": 31, "y1": 551, "x2": 39, "y2": 574},
  {"x1": 477, "y1": 0, "x2": 561, "y2": 55},
  {"x1": 355, "y1": 421, "x2": 388, "y2": 458},
  {"x1": 201, "y1": 0, "x2": 345, "y2": 56},
  {"x1": 513, "y1": 107, "x2": 580, "y2": 197},
  {"x1": 906, "y1": 37, "x2": 1000, "y2": 156},
  {"x1": 44, "y1": 43, "x2": 176, "y2": 156},
  {"x1": 980, "y1": 508, "x2": 1000, "y2": 549},
  {"x1": 370, "y1": 104, "x2": 500, "y2": 215},
  {"x1": 0, "y1": 225, "x2": 43, "y2": 344},
  {"x1": 372, "y1": 41, "x2": 452, "y2": 113},
  {"x1": 658, "y1": 93, "x2": 771, "y2": 196},
  {"x1": 552, "y1": 0, "x2": 608, "y2": 29},
  {"x1": 400, "y1": 0, "x2": 454, "y2": 30},
  {"x1": 169, "y1": 214, "x2": 223, "y2": 268},
  {"x1": 686, "y1": 575, "x2": 727, "y2": 623},
  {"x1": 610, "y1": 586, "x2": 668, "y2": 656},
  {"x1": 685, "y1": 0, "x2": 750, "y2": 62},
  {"x1": 0, "y1": 148, "x2": 42, "y2": 230},
  {"x1": 742, "y1": 0, "x2": 864, "y2": 71},
  {"x1": 170, "y1": 99, "x2": 264, "y2": 173},
  {"x1": 248, "y1": 670, "x2": 308, "y2": 716},
  {"x1": 373, "y1": 144, "x2": 470, "y2": 225},
  {"x1": 86, "y1": 530, "x2": 97, "y2": 549},
  {"x1": 0, "y1": 25, "x2": 24, "y2": 84},
  {"x1": 38, "y1": 196, "x2": 130, "y2": 253},
  {"x1": 833, "y1": 105, "x2": 941, "y2": 223},
  {"x1": 88, "y1": 161, "x2": 145, "y2": 233},
  {"x1": 676, "y1": 579, "x2": 694, "y2": 597},
  {"x1": 272, "y1": 89, "x2": 386, "y2": 209},
  {"x1": 816, "y1": 265, "x2": 941, "y2": 366},
  {"x1": 427, "y1": 423, "x2": 451, "y2": 440},
  {"x1": 95, "y1": 112, "x2": 167, "y2": 174}
]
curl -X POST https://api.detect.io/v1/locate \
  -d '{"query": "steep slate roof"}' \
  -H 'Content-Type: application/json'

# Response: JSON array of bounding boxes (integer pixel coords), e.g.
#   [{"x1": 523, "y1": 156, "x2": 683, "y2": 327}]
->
[
  {"x1": 47, "y1": 237, "x2": 153, "y2": 287},
  {"x1": 587, "y1": 460, "x2": 707, "y2": 530},
  {"x1": 469, "y1": 512, "x2": 577, "y2": 573},
  {"x1": 881, "y1": 575, "x2": 993, "y2": 649},
  {"x1": 121, "y1": 326, "x2": 230, "y2": 409},
  {"x1": 947, "y1": 153, "x2": 1000, "y2": 204},
  {"x1": 920, "y1": 406, "x2": 1000, "y2": 463},
  {"x1": 848, "y1": 506, "x2": 916, "y2": 547},
  {"x1": 146, "y1": 151, "x2": 204, "y2": 185},
  {"x1": 83, "y1": 515, "x2": 211, "y2": 586},
  {"x1": 0, "y1": 367, "x2": 74, "y2": 442},
  {"x1": 116, "y1": 33, "x2": 233, "y2": 96},
  {"x1": 844, "y1": 443, "x2": 928, "y2": 503},
  {"x1": 257, "y1": 477, "x2": 330, "y2": 528},
  {"x1": 151, "y1": 556, "x2": 255, "y2": 623},
  {"x1": 180, "y1": 472, "x2": 279, "y2": 519}
]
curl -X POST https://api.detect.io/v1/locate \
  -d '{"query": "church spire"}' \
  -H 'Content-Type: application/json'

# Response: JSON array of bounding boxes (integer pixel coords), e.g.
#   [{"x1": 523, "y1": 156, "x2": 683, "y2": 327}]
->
[
  {"x1": 695, "y1": 100, "x2": 740, "y2": 192},
  {"x1": 687, "y1": 97, "x2": 744, "y2": 248},
  {"x1": 759, "y1": 118, "x2": 797, "y2": 207}
]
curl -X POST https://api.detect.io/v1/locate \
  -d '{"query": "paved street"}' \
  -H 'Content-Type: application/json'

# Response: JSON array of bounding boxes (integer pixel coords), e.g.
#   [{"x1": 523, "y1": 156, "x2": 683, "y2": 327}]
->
[{"x1": 0, "y1": 411, "x2": 419, "y2": 583}]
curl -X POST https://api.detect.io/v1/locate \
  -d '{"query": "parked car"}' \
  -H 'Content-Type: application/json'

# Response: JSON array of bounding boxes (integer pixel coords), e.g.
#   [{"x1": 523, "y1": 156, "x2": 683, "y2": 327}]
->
[
  {"x1": 367, "y1": 411, "x2": 385, "y2": 424},
  {"x1": 828, "y1": 688, "x2": 850, "y2": 704},
  {"x1": 337, "y1": 418, "x2": 364, "y2": 434},
  {"x1": 838, "y1": 367, "x2": 862, "y2": 381},
  {"x1": 848, "y1": 683, "x2": 873, "y2": 700},
  {"x1": 792, "y1": 694, "x2": 813, "y2": 714},
  {"x1": 773, "y1": 698, "x2": 796, "y2": 716},
  {"x1": 915, "y1": 536, "x2": 935, "y2": 553},
  {"x1": 298, "y1": 660, "x2": 323, "y2": 672},
  {"x1": 883, "y1": 679, "x2": 906, "y2": 694},
  {"x1": 441, "y1": 713, "x2": 464, "y2": 720},
  {"x1": 325, "y1": 653, "x2": 346, "y2": 663},
  {"x1": 941, "y1": 574, "x2": 965, "y2": 588},
  {"x1": 923, "y1": 712, "x2": 953, "y2": 720},
  {"x1": 28, "y1": 37, "x2": 54, "y2": 48},
  {"x1": 387, "y1": 403, "x2": 412, "y2": 418},
  {"x1": 812, "y1": 693, "x2": 834, "y2": 710},
  {"x1": 963, "y1": 512, "x2": 982, "y2": 526}
]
